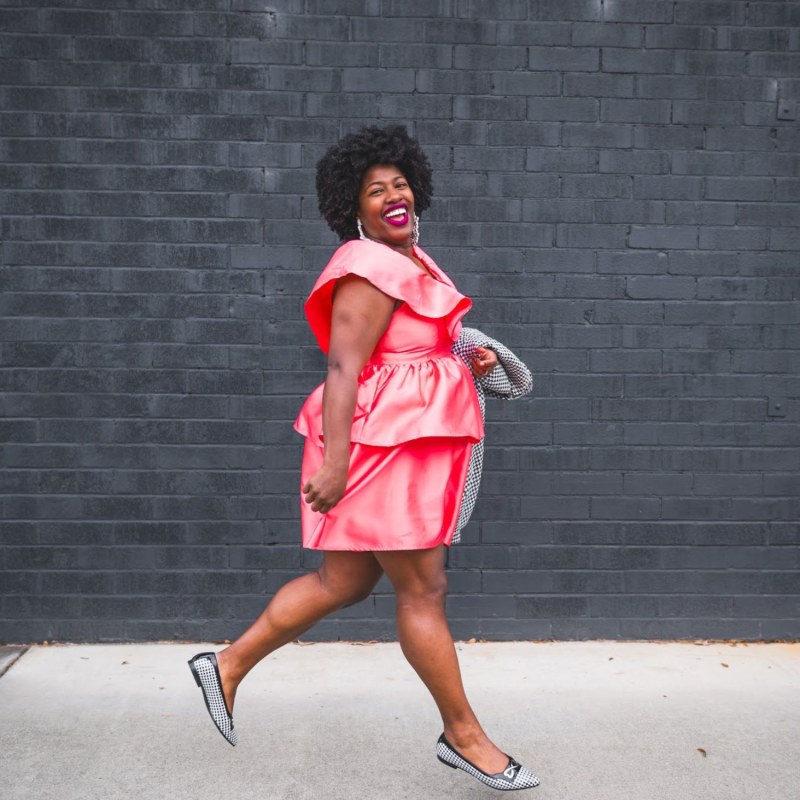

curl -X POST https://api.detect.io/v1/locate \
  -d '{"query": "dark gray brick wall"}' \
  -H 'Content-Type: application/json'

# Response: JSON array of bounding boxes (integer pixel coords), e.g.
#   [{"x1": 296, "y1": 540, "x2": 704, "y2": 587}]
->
[{"x1": 1, "y1": 0, "x2": 799, "y2": 643}]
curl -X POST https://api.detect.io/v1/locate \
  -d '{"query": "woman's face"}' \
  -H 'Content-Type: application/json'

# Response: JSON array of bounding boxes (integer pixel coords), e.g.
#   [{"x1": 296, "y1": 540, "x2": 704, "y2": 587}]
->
[{"x1": 357, "y1": 164, "x2": 415, "y2": 251}]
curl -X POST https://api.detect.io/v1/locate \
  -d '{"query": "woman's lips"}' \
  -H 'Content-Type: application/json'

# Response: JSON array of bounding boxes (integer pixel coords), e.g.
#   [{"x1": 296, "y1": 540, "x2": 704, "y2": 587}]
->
[{"x1": 383, "y1": 203, "x2": 410, "y2": 227}]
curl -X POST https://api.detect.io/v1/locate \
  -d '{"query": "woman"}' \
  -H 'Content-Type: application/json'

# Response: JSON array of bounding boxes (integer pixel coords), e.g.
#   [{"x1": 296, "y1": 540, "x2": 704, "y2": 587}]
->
[{"x1": 188, "y1": 126, "x2": 539, "y2": 792}]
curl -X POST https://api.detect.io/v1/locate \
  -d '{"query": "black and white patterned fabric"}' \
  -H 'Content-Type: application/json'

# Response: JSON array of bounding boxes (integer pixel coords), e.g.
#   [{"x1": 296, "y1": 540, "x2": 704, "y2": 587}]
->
[
  {"x1": 437, "y1": 734, "x2": 540, "y2": 791},
  {"x1": 188, "y1": 652, "x2": 238, "y2": 747},
  {"x1": 451, "y1": 327, "x2": 533, "y2": 544}
]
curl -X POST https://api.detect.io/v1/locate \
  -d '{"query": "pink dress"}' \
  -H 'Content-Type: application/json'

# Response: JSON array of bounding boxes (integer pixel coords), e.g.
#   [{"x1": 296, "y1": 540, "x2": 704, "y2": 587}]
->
[{"x1": 293, "y1": 239, "x2": 484, "y2": 551}]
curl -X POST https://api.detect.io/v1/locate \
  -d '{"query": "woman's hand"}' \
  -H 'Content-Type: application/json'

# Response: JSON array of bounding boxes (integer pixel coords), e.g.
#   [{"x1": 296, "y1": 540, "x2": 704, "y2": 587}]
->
[
  {"x1": 470, "y1": 346, "x2": 498, "y2": 379},
  {"x1": 302, "y1": 463, "x2": 348, "y2": 514}
]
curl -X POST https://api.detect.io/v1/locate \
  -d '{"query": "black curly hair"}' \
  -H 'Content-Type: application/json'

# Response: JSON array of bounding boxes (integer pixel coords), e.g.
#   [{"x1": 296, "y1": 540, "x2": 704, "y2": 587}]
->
[{"x1": 315, "y1": 125, "x2": 434, "y2": 242}]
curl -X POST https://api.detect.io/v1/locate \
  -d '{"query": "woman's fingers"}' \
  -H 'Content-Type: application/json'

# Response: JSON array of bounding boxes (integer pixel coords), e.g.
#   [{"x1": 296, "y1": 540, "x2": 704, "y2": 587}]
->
[
  {"x1": 471, "y1": 346, "x2": 498, "y2": 377},
  {"x1": 302, "y1": 481, "x2": 338, "y2": 513}
]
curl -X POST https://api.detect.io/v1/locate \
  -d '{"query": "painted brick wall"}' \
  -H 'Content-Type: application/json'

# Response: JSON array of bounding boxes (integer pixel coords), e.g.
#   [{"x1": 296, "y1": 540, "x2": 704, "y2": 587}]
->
[{"x1": 1, "y1": 0, "x2": 799, "y2": 643}]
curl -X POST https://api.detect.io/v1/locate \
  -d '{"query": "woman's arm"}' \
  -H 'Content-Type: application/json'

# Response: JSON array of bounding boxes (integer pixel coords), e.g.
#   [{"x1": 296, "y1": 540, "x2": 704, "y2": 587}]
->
[{"x1": 301, "y1": 275, "x2": 395, "y2": 514}]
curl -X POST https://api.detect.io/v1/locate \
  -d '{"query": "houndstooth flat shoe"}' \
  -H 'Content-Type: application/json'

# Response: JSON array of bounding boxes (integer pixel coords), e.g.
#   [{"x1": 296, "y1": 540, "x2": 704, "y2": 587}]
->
[
  {"x1": 188, "y1": 652, "x2": 238, "y2": 746},
  {"x1": 437, "y1": 733, "x2": 540, "y2": 791}
]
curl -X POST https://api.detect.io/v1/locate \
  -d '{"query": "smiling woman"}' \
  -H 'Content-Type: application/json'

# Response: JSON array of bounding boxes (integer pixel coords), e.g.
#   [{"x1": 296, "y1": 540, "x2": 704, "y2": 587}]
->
[
  {"x1": 187, "y1": 125, "x2": 539, "y2": 793},
  {"x1": 357, "y1": 164, "x2": 417, "y2": 245}
]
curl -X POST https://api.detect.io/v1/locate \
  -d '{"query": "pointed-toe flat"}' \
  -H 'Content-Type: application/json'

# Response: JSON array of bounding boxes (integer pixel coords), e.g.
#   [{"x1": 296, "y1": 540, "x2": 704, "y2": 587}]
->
[
  {"x1": 437, "y1": 733, "x2": 540, "y2": 791},
  {"x1": 188, "y1": 652, "x2": 238, "y2": 747}
]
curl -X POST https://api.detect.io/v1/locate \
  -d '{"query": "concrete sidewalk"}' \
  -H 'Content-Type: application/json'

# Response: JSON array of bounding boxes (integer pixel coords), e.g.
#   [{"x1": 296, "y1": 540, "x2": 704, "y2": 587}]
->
[{"x1": 0, "y1": 641, "x2": 798, "y2": 800}]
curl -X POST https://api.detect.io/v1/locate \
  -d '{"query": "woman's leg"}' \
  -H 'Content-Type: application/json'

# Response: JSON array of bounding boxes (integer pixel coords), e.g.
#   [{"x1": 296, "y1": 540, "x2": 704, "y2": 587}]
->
[
  {"x1": 216, "y1": 550, "x2": 382, "y2": 713},
  {"x1": 374, "y1": 546, "x2": 510, "y2": 774}
]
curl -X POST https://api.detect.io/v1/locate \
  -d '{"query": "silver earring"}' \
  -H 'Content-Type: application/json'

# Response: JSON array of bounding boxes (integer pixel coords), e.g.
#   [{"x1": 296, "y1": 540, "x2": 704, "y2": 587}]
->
[
  {"x1": 356, "y1": 218, "x2": 367, "y2": 240},
  {"x1": 411, "y1": 214, "x2": 420, "y2": 247}
]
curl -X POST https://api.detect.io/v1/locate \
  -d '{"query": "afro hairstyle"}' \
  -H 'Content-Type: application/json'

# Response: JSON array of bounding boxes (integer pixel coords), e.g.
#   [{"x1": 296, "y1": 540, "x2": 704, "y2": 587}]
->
[{"x1": 315, "y1": 125, "x2": 433, "y2": 242}]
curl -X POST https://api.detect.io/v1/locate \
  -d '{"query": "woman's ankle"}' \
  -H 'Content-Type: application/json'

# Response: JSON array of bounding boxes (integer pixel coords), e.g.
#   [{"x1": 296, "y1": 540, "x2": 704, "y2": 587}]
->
[{"x1": 443, "y1": 721, "x2": 487, "y2": 749}]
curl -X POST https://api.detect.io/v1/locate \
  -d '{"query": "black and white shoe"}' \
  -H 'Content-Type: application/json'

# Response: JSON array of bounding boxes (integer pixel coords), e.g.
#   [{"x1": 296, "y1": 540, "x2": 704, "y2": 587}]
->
[
  {"x1": 187, "y1": 652, "x2": 238, "y2": 747},
  {"x1": 437, "y1": 733, "x2": 540, "y2": 791}
]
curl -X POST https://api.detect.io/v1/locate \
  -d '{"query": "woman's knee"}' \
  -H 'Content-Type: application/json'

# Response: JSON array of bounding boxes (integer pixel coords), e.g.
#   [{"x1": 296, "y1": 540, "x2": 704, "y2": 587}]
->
[
  {"x1": 316, "y1": 558, "x2": 381, "y2": 607},
  {"x1": 395, "y1": 568, "x2": 448, "y2": 608}
]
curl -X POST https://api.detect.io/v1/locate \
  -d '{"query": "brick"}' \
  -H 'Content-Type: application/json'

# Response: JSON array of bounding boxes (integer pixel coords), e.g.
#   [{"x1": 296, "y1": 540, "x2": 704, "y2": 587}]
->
[
  {"x1": 565, "y1": 72, "x2": 635, "y2": 97},
  {"x1": 492, "y1": 70, "x2": 562, "y2": 96},
  {"x1": 633, "y1": 126, "x2": 704, "y2": 152},
  {"x1": 699, "y1": 227, "x2": 769, "y2": 251},
  {"x1": 425, "y1": 18, "x2": 494, "y2": 45},
  {"x1": 665, "y1": 202, "x2": 735, "y2": 226},
  {"x1": 749, "y1": 3, "x2": 800, "y2": 27},
  {"x1": 529, "y1": 96, "x2": 598, "y2": 121},
  {"x1": 306, "y1": 0, "x2": 379, "y2": 13},
  {"x1": 770, "y1": 228, "x2": 800, "y2": 251},
  {"x1": 454, "y1": 44, "x2": 526, "y2": 70},
  {"x1": 529, "y1": 46, "x2": 599, "y2": 72},
  {"x1": 529, "y1": 147, "x2": 598, "y2": 172},
  {"x1": 454, "y1": 95, "x2": 526, "y2": 121},
  {"x1": 636, "y1": 75, "x2": 705, "y2": 100},
  {"x1": 534, "y1": 1, "x2": 601, "y2": 22},
  {"x1": 556, "y1": 225, "x2": 628, "y2": 249},
  {"x1": 572, "y1": 21, "x2": 642, "y2": 48},
  {"x1": 562, "y1": 174, "x2": 630, "y2": 198},
  {"x1": 194, "y1": 11, "x2": 276, "y2": 39},
  {"x1": 229, "y1": 40, "x2": 305, "y2": 65},
  {"x1": 629, "y1": 227, "x2": 698, "y2": 251},
  {"x1": 601, "y1": 98, "x2": 671, "y2": 124},
  {"x1": 562, "y1": 122, "x2": 633, "y2": 148},
  {"x1": 674, "y1": 51, "x2": 745, "y2": 76},
  {"x1": 497, "y1": 21, "x2": 570, "y2": 46},
  {"x1": 304, "y1": 41, "x2": 378, "y2": 66},
  {"x1": 0, "y1": 8, "x2": 39, "y2": 33},
  {"x1": 675, "y1": 2, "x2": 746, "y2": 26},
  {"x1": 597, "y1": 250, "x2": 667, "y2": 276},
  {"x1": 459, "y1": 0, "x2": 526, "y2": 19},
  {"x1": 673, "y1": 100, "x2": 743, "y2": 126},
  {"x1": 706, "y1": 177, "x2": 774, "y2": 202},
  {"x1": 709, "y1": 77, "x2": 777, "y2": 103},
  {"x1": 486, "y1": 122, "x2": 559, "y2": 147},
  {"x1": 415, "y1": 69, "x2": 488, "y2": 94},
  {"x1": 379, "y1": 43, "x2": 452, "y2": 69},
  {"x1": 602, "y1": 48, "x2": 672, "y2": 73},
  {"x1": 523, "y1": 199, "x2": 593, "y2": 223},
  {"x1": 645, "y1": 24, "x2": 716, "y2": 49},
  {"x1": 598, "y1": 150, "x2": 670, "y2": 174},
  {"x1": 634, "y1": 176, "x2": 703, "y2": 200},
  {"x1": 0, "y1": 35, "x2": 73, "y2": 61},
  {"x1": 625, "y1": 275, "x2": 696, "y2": 300},
  {"x1": 723, "y1": 26, "x2": 792, "y2": 51}
]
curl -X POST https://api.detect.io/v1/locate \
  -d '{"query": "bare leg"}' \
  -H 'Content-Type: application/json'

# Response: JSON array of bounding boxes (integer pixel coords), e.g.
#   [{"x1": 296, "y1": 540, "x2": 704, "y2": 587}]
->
[
  {"x1": 374, "y1": 546, "x2": 509, "y2": 774},
  {"x1": 216, "y1": 551, "x2": 382, "y2": 714}
]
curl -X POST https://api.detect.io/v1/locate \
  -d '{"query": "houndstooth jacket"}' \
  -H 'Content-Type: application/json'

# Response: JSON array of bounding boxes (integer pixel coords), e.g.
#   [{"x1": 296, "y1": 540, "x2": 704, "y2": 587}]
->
[{"x1": 450, "y1": 327, "x2": 533, "y2": 544}]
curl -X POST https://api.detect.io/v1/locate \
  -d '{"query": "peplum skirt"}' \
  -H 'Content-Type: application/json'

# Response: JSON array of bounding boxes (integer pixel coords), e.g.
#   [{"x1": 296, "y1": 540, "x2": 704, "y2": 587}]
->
[{"x1": 300, "y1": 435, "x2": 473, "y2": 551}]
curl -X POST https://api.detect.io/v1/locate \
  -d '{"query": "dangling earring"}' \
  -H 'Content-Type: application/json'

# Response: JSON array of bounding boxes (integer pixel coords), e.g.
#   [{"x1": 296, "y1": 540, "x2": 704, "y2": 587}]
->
[
  {"x1": 411, "y1": 214, "x2": 420, "y2": 247},
  {"x1": 356, "y1": 218, "x2": 367, "y2": 240}
]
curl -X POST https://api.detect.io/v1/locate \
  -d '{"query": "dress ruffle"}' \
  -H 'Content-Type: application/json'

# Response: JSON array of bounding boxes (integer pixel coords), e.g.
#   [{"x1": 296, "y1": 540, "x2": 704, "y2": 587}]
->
[
  {"x1": 293, "y1": 240, "x2": 483, "y2": 448},
  {"x1": 302, "y1": 239, "x2": 472, "y2": 353}
]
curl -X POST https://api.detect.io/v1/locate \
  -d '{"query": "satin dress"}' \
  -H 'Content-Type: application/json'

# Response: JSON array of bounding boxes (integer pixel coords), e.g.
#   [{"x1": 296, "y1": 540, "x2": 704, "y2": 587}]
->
[{"x1": 293, "y1": 239, "x2": 484, "y2": 551}]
